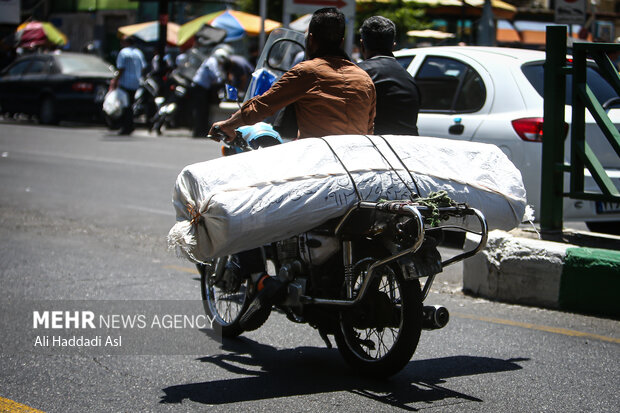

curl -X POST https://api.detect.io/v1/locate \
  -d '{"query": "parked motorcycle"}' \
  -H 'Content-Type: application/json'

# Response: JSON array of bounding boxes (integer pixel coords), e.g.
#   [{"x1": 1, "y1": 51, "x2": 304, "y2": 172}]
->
[
  {"x1": 149, "y1": 70, "x2": 192, "y2": 135},
  {"x1": 197, "y1": 125, "x2": 489, "y2": 377},
  {"x1": 132, "y1": 73, "x2": 159, "y2": 127}
]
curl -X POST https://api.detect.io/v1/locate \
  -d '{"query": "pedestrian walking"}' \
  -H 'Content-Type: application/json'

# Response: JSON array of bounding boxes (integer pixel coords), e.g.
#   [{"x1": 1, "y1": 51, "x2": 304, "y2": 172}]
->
[{"x1": 113, "y1": 36, "x2": 146, "y2": 135}]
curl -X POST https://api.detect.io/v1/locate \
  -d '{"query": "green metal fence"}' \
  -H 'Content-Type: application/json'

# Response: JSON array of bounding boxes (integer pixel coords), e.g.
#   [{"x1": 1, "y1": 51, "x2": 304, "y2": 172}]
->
[{"x1": 540, "y1": 25, "x2": 620, "y2": 232}]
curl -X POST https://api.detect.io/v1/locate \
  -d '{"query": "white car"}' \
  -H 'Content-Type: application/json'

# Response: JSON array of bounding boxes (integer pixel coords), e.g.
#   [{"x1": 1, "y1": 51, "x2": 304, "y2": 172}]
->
[{"x1": 393, "y1": 46, "x2": 620, "y2": 232}]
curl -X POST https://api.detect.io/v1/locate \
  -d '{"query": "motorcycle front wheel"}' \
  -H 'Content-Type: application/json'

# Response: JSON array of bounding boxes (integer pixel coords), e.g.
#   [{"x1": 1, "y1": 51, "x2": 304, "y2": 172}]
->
[
  {"x1": 198, "y1": 257, "x2": 251, "y2": 338},
  {"x1": 334, "y1": 260, "x2": 423, "y2": 377}
]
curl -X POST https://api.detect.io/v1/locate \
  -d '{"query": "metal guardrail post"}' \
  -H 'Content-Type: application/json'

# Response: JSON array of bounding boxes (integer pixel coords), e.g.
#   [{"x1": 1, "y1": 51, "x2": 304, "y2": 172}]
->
[
  {"x1": 571, "y1": 40, "x2": 587, "y2": 195},
  {"x1": 541, "y1": 26, "x2": 568, "y2": 232},
  {"x1": 571, "y1": 42, "x2": 620, "y2": 201}
]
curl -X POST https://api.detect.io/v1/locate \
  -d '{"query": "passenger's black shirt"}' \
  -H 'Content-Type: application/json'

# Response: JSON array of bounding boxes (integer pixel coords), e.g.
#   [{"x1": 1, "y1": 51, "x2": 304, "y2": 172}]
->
[{"x1": 358, "y1": 55, "x2": 420, "y2": 136}]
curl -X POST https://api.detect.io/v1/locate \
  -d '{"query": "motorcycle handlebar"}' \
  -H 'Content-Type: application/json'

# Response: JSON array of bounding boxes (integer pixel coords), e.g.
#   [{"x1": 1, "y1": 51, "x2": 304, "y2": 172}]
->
[{"x1": 207, "y1": 127, "x2": 248, "y2": 150}]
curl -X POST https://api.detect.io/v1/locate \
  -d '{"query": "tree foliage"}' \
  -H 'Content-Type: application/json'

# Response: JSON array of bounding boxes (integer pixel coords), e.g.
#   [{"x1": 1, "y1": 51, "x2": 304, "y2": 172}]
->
[
  {"x1": 235, "y1": 0, "x2": 430, "y2": 48},
  {"x1": 356, "y1": 1, "x2": 430, "y2": 47}
]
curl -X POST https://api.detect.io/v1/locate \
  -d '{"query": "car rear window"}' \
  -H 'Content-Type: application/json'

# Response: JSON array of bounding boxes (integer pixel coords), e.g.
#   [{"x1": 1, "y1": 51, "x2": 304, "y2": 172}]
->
[
  {"x1": 55, "y1": 55, "x2": 114, "y2": 75},
  {"x1": 415, "y1": 56, "x2": 486, "y2": 112},
  {"x1": 522, "y1": 63, "x2": 619, "y2": 106},
  {"x1": 395, "y1": 55, "x2": 414, "y2": 69}
]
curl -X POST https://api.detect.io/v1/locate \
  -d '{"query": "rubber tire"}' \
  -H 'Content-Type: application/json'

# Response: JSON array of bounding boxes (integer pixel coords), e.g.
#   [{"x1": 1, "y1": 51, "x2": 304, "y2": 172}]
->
[
  {"x1": 39, "y1": 96, "x2": 58, "y2": 125},
  {"x1": 198, "y1": 260, "x2": 270, "y2": 337},
  {"x1": 334, "y1": 265, "x2": 423, "y2": 378}
]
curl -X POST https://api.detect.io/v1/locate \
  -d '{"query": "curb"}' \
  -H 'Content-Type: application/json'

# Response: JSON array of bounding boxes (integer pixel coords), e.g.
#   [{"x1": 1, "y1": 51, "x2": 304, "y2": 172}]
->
[{"x1": 463, "y1": 230, "x2": 620, "y2": 317}]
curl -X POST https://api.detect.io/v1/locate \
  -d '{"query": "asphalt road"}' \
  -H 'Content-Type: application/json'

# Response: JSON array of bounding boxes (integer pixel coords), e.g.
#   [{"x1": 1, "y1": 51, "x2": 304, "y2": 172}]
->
[{"x1": 0, "y1": 121, "x2": 618, "y2": 412}]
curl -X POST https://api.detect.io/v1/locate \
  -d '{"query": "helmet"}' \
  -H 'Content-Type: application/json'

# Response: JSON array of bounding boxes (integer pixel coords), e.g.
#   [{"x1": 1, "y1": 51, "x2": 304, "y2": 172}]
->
[{"x1": 212, "y1": 44, "x2": 233, "y2": 62}]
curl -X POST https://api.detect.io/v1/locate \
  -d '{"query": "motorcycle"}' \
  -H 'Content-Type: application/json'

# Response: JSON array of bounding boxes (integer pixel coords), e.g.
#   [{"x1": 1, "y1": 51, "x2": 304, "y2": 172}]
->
[
  {"x1": 197, "y1": 124, "x2": 489, "y2": 377},
  {"x1": 132, "y1": 73, "x2": 159, "y2": 127},
  {"x1": 148, "y1": 70, "x2": 192, "y2": 135}
]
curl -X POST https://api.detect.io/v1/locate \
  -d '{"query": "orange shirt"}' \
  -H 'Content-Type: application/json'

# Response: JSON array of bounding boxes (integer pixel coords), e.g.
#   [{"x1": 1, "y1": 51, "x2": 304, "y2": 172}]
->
[{"x1": 240, "y1": 56, "x2": 376, "y2": 138}]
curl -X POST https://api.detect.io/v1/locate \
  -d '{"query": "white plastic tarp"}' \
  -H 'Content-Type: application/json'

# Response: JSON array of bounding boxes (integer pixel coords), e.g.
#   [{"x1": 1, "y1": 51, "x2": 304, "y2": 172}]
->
[{"x1": 168, "y1": 135, "x2": 527, "y2": 263}]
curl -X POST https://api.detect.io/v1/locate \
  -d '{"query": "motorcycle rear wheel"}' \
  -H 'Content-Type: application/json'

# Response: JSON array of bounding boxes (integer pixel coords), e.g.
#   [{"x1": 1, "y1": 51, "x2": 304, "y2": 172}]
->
[
  {"x1": 334, "y1": 260, "x2": 423, "y2": 377},
  {"x1": 198, "y1": 257, "x2": 251, "y2": 338}
]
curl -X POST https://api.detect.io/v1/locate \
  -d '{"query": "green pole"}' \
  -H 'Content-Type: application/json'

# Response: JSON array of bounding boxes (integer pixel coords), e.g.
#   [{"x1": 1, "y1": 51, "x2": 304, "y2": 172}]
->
[
  {"x1": 540, "y1": 26, "x2": 568, "y2": 232},
  {"x1": 570, "y1": 43, "x2": 587, "y2": 195}
]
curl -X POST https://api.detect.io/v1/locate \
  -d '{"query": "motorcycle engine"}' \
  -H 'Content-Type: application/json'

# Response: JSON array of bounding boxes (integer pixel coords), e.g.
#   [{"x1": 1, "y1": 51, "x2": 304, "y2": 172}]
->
[{"x1": 298, "y1": 233, "x2": 339, "y2": 266}]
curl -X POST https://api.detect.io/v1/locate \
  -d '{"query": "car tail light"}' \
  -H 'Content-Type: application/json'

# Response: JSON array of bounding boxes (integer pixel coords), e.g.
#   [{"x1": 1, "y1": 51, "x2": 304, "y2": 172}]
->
[
  {"x1": 72, "y1": 82, "x2": 94, "y2": 92},
  {"x1": 511, "y1": 117, "x2": 568, "y2": 142}
]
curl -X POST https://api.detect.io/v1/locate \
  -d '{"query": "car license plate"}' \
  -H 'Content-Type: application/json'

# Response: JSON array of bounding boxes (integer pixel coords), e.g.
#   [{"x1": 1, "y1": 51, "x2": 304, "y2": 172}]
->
[
  {"x1": 95, "y1": 86, "x2": 107, "y2": 102},
  {"x1": 596, "y1": 201, "x2": 620, "y2": 214}
]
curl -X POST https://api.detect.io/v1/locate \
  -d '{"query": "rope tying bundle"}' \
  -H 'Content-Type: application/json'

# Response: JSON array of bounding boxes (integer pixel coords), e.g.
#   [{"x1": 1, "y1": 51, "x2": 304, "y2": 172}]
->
[
  {"x1": 378, "y1": 190, "x2": 459, "y2": 227},
  {"x1": 186, "y1": 203, "x2": 202, "y2": 226},
  {"x1": 415, "y1": 190, "x2": 458, "y2": 226}
]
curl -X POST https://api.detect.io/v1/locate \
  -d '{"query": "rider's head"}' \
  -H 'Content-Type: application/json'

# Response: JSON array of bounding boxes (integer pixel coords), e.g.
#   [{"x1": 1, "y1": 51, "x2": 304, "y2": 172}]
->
[
  {"x1": 359, "y1": 16, "x2": 396, "y2": 59},
  {"x1": 212, "y1": 44, "x2": 232, "y2": 64},
  {"x1": 306, "y1": 7, "x2": 346, "y2": 59}
]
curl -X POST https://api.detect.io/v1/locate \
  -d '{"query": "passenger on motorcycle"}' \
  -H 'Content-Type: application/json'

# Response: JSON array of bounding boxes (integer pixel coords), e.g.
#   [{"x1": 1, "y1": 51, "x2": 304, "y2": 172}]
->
[
  {"x1": 358, "y1": 16, "x2": 421, "y2": 136},
  {"x1": 208, "y1": 7, "x2": 377, "y2": 329}
]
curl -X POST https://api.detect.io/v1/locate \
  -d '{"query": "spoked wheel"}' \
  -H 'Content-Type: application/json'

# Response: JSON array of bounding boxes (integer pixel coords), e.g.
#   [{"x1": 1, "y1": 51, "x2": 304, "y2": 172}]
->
[
  {"x1": 199, "y1": 256, "x2": 251, "y2": 338},
  {"x1": 198, "y1": 255, "x2": 271, "y2": 337},
  {"x1": 334, "y1": 259, "x2": 423, "y2": 377}
]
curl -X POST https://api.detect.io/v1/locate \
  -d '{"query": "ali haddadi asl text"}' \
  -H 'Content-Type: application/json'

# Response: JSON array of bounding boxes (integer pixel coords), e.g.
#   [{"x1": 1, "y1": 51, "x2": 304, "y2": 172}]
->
[{"x1": 34, "y1": 335, "x2": 121, "y2": 347}]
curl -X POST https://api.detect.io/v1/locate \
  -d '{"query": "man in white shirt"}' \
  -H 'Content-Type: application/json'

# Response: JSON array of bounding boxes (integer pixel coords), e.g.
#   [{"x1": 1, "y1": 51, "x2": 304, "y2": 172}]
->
[{"x1": 113, "y1": 36, "x2": 146, "y2": 135}]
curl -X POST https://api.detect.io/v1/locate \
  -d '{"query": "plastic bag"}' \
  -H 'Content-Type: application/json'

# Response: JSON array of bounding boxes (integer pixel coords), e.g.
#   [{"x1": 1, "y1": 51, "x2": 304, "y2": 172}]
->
[{"x1": 102, "y1": 88, "x2": 129, "y2": 119}]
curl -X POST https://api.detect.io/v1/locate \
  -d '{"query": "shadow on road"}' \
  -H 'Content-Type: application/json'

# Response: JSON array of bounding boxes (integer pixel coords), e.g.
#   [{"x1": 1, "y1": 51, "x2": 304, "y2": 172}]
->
[{"x1": 160, "y1": 335, "x2": 527, "y2": 410}]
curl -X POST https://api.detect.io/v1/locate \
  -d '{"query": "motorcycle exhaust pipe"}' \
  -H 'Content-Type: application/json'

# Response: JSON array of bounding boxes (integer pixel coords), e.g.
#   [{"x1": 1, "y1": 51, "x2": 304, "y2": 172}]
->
[{"x1": 422, "y1": 305, "x2": 450, "y2": 330}]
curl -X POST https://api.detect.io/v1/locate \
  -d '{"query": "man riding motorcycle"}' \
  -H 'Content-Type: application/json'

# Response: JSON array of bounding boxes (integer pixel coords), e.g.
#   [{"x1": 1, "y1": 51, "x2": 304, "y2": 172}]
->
[{"x1": 209, "y1": 7, "x2": 377, "y2": 328}]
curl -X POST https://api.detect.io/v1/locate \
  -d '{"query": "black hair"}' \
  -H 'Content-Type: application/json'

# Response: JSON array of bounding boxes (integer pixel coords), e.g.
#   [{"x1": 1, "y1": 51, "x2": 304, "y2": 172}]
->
[
  {"x1": 308, "y1": 7, "x2": 345, "y2": 52},
  {"x1": 360, "y1": 16, "x2": 396, "y2": 54}
]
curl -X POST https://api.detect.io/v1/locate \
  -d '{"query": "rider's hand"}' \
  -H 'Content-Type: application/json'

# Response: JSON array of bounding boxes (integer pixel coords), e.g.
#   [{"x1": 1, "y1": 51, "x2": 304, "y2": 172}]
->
[{"x1": 209, "y1": 121, "x2": 236, "y2": 142}]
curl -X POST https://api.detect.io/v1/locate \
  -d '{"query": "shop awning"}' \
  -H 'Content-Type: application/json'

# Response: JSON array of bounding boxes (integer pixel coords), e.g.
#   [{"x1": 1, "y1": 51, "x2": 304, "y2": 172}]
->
[
  {"x1": 407, "y1": 0, "x2": 517, "y2": 20},
  {"x1": 513, "y1": 20, "x2": 591, "y2": 46}
]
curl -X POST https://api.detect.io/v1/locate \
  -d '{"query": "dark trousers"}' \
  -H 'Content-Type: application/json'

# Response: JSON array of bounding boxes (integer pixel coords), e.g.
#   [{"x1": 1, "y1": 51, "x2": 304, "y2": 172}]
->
[{"x1": 120, "y1": 87, "x2": 136, "y2": 134}]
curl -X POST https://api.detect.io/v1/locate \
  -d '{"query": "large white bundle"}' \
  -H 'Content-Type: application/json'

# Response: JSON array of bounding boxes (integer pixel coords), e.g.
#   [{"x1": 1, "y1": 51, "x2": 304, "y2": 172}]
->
[{"x1": 168, "y1": 135, "x2": 526, "y2": 262}]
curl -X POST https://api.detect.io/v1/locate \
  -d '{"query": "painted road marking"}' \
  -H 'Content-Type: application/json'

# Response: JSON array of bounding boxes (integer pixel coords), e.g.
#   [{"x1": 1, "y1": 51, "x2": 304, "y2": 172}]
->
[
  {"x1": 124, "y1": 204, "x2": 172, "y2": 216},
  {"x1": 455, "y1": 313, "x2": 620, "y2": 344},
  {"x1": 0, "y1": 397, "x2": 45, "y2": 412},
  {"x1": 8, "y1": 149, "x2": 179, "y2": 171},
  {"x1": 165, "y1": 265, "x2": 620, "y2": 345}
]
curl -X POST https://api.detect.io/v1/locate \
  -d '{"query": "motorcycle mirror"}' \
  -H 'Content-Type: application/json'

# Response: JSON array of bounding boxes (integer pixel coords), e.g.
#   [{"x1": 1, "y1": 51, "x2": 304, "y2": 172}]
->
[{"x1": 224, "y1": 84, "x2": 239, "y2": 103}]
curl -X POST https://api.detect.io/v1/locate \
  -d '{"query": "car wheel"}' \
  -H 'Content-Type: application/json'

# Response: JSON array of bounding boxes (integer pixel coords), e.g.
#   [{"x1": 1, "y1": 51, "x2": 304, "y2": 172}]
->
[
  {"x1": 586, "y1": 221, "x2": 620, "y2": 236},
  {"x1": 39, "y1": 97, "x2": 58, "y2": 125}
]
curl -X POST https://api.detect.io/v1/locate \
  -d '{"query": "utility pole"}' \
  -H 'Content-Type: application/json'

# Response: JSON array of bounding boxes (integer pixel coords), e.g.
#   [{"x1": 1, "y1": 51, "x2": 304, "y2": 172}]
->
[
  {"x1": 157, "y1": 0, "x2": 169, "y2": 62},
  {"x1": 476, "y1": 0, "x2": 495, "y2": 46},
  {"x1": 259, "y1": 0, "x2": 266, "y2": 52}
]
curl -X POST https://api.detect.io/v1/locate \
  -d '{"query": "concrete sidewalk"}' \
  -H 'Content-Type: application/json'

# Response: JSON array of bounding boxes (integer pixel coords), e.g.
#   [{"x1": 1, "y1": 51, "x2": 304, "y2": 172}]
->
[{"x1": 463, "y1": 228, "x2": 620, "y2": 318}]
